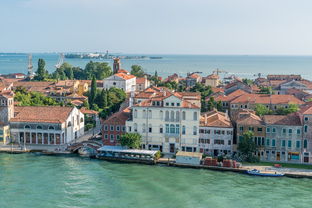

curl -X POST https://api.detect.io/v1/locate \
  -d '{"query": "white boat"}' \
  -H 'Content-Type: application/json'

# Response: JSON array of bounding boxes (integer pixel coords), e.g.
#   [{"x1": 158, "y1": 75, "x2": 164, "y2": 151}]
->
[{"x1": 247, "y1": 169, "x2": 284, "y2": 177}]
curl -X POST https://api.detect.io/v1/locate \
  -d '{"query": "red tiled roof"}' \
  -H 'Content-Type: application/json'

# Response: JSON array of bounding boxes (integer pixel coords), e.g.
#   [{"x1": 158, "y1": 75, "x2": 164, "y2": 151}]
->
[
  {"x1": 114, "y1": 73, "x2": 136, "y2": 80},
  {"x1": 80, "y1": 107, "x2": 98, "y2": 115},
  {"x1": 117, "y1": 69, "x2": 129, "y2": 74},
  {"x1": 236, "y1": 112, "x2": 264, "y2": 125},
  {"x1": 10, "y1": 106, "x2": 74, "y2": 124},
  {"x1": 103, "y1": 108, "x2": 130, "y2": 125},
  {"x1": 200, "y1": 110, "x2": 232, "y2": 128},
  {"x1": 263, "y1": 114, "x2": 301, "y2": 126},
  {"x1": 231, "y1": 94, "x2": 305, "y2": 105},
  {"x1": 136, "y1": 77, "x2": 147, "y2": 84}
]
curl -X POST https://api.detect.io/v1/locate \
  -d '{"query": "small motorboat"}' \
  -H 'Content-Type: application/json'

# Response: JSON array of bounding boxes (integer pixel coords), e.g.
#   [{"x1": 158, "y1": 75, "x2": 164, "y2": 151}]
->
[{"x1": 247, "y1": 169, "x2": 284, "y2": 177}]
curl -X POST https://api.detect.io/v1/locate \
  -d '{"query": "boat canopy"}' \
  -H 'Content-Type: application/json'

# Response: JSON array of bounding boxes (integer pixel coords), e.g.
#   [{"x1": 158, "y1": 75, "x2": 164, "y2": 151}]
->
[{"x1": 97, "y1": 146, "x2": 158, "y2": 156}]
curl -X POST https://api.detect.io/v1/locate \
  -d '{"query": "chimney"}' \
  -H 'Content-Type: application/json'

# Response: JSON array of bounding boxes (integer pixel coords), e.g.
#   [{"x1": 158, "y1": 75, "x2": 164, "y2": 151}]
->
[{"x1": 204, "y1": 113, "x2": 208, "y2": 125}]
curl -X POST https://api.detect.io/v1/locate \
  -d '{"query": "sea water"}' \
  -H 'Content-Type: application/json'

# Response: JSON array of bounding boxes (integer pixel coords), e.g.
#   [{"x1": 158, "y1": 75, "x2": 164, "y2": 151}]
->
[
  {"x1": 1, "y1": 53, "x2": 312, "y2": 79},
  {"x1": 0, "y1": 154, "x2": 311, "y2": 208}
]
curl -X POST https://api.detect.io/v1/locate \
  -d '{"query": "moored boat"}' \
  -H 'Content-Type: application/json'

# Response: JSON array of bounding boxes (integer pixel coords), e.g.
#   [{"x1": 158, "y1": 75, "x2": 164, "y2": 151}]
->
[{"x1": 247, "y1": 169, "x2": 284, "y2": 177}]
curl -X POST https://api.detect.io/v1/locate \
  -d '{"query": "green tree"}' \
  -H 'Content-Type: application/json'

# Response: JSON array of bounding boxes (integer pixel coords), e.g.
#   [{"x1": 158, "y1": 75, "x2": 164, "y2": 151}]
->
[
  {"x1": 130, "y1": 65, "x2": 144, "y2": 77},
  {"x1": 255, "y1": 104, "x2": 272, "y2": 116},
  {"x1": 89, "y1": 76, "x2": 97, "y2": 109},
  {"x1": 34, "y1": 59, "x2": 47, "y2": 81},
  {"x1": 238, "y1": 131, "x2": 259, "y2": 162},
  {"x1": 242, "y1": 78, "x2": 254, "y2": 86},
  {"x1": 85, "y1": 61, "x2": 112, "y2": 80},
  {"x1": 276, "y1": 104, "x2": 299, "y2": 115},
  {"x1": 120, "y1": 133, "x2": 142, "y2": 149},
  {"x1": 259, "y1": 86, "x2": 273, "y2": 94},
  {"x1": 97, "y1": 89, "x2": 108, "y2": 109}
]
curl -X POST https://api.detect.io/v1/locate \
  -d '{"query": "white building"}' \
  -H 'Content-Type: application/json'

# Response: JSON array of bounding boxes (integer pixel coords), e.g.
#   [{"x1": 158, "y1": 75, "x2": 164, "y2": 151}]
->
[
  {"x1": 199, "y1": 110, "x2": 233, "y2": 156},
  {"x1": 103, "y1": 72, "x2": 136, "y2": 93},
  {"x1": 126, "y1": 88, "x2": 201, "y2": 153},
  {"x1": 10, "y1": 106, "x2": 84, "y2": 146},
  {"x1": 176, "y1": 151, "x2": 203, "y2": 165}
]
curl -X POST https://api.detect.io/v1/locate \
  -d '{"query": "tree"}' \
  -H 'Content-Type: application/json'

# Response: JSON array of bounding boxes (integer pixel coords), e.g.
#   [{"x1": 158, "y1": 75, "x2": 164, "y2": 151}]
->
[
  {"x1": 120, "y1": 133, "x2": 142, "y2": 149},
  {"x1": 259, "y1": 86, "x2": 273, "y2": 94},
  {"x1": 242, "y1": 78, "x2": 254, "y2": 86},
  {"x1": 97, "y1": 89, "x2": 108, "y2": 109},
  {"x1": 255, "y1": 104, "x2": 272, "y2": 116},
  {"x1": 85, "y1": 61, "x2": 112, "y2": 80},
  {"x1": 276, "y1": 104, "x2": 299, "y2": 115},
  {"x1": 34, "y1": 59, "x2": 47, "y2": 81},
  {"x1": 130, "y1": 65, "x2": 144, "y2": 77},
  {"x1": 89, "y1": 76, "x2": 97, "y2": 109},
  {"x1": 237, "y1": 131, "x2": 259, "y2": 162}
]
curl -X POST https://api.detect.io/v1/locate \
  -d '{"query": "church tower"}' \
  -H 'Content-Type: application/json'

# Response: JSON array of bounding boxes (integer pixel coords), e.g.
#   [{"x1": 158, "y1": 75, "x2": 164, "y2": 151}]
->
[{"x1": 113, "y1": 58, "x2": 121, "y2": 74}]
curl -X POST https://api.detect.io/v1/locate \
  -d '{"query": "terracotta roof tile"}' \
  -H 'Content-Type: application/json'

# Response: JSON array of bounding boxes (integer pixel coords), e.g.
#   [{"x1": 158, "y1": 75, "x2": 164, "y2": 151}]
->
[
  {"x1": 263, "y1": 114, "x2": 301, "y2": 126},
  {"x1": 114, "y1": 73, "x2": 136, "y2": 80},
  {"x1": 10, "y1": 106, "x2": 74, "y2": 124}
]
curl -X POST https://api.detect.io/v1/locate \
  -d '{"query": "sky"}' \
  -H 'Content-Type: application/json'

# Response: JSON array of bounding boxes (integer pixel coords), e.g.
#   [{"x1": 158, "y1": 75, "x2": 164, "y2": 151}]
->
[{"x1": 1, "y1": 0, "x2": 312, "y2": 55}]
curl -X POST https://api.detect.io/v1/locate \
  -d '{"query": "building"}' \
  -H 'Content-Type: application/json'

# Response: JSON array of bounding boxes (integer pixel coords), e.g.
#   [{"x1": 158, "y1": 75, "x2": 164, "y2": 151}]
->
[
  {"x1": 126, "y1": 89, "x2": 201, "y2": 153},
  {"x1": 199, "y1": 110, "x2": 233, "y2": 156},
  {"x1": 229, "y1": 94, "x2": 305, "y2": 112},
  {"x1": 235, "y1": 111, "x2": 266, "y2": 153},
  {"x1": 224, "y1": 80, "x2": 252, "y2": 95},
  {"x1": 214, "y1": 89, "x2": 250, "y2": 111},
  {"x1": 10, "y1": 106, "x2": 84, "y2": 146},
  {"x1": 102, "y1": 108, "x2": 130, "y2": 146},
  {"x1": 103, "y1": 73, "x2": 136, "y2": 93},
  {"x1": 186, "y1": 73, "x2": 202, "y2": 88},
  {"x1": 0, "y1": 90, "x2": 14, "y2": 144},
  {"x1": 164, "y1": 73, "x2": 180, "y2": 83},
  {"x1": 298, "y1": 104, "x2": 312, "y2": 163},
  {"x1": 136, "y1": 76, "x2": 151, "y2": 92},
  {"x1": 267, "y1": 74, "x2": 302, "y2": 81},
  {"x1": 263, "y1": 114, "x2": 303, "y2": 163},
  {"x1": 203, "y1": 74, "x2": 220, "y2": 88},
  {"x1": 113, "y1": 58, "x2": 121, "y2": 74}
]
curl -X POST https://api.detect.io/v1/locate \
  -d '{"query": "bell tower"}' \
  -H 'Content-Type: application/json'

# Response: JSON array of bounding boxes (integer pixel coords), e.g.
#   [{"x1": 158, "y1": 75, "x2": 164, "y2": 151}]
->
[{"x1": 113, "y1": 58, "x2": 121, "y2": 74}]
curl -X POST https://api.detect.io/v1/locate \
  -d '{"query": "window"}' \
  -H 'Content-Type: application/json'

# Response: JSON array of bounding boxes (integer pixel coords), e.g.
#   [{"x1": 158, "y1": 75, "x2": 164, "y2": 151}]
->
[
  {"x1": 288, "y1": 129, "x2": 292, "y2": 134},
  {"x1": 176, "y1": 111, "x2": 180, "y2": 122},
  {"x1": 282, "y1": 129, "x2": 286, "y2": 134},
  {"x1": 272, "y1": 128, "x2": 276, "y2": 133},
  {"x1": 257, "y1": 128, "x2": 262, "y2": 132},
  {"x1": 110, "y1": 125, "x2": 114, "y2": 131},
  {"x1": 128, "y1": 126, "x2": 132, "y2": 132},
  {"x1": 37, "y1": 125, "x2": 42, "y2": 129},
  {"x1": 166, "y1": 102, "x2": 169, "y2": 106},
  {"x1": 166, "y1": 124, "x2": 169, "y2": 133},
  {"x1": 148, "y1": 110, "x2": 152, "y2": 119},
  {"x1": 122, "y1": 126, "x2": 126, "y2": 132},
  {"x1": 193, "y1": 126, "x2": 197, "y2": 135},
  {"x1": 148, "y1": 124, "x2": 152, "y2": 133},
  {"x1": 182, "y1": 111, "x2": 186, "y2": 120},
  {"x1": 266, "y1": 127, "x2": 270, "y2": 133},
  {"x1": 272, "y1": 139, "x2": 276, "y2": 147},
  {"x1": 159, "y1": 111, "x2": 163, "y2": 120},
  {"x1": 159, "y1": 125, "x2": 163, "y2": 133},
  {"x1": 104, "y1": 125, "x2": 108, "y2": 131},
  {"x1": 170, "y1": 111, "x2": 175, "y2": 122},
  {"x1": 239, "y1": 126, "x2": 243, "y2": 131},
  {"x1": 48, "y1": 126, "x2": 54, "y2": 130},
  {"x1": 182, "y1": 126, "x2": 186, "y2": 135},
  {"x1": 116, "y1": 126, "x2": 120, "y2": 131},
  {"x1": 266, "y1": 139, "x2": 270, "y2": 146},
  {"x1": 134, "y1": 109, "x2": 138, "y2": 118},
  {"x1": 170, "y1": 124, "x2": 175, "y2": 134},
  {"x1": 296, "y1": 141, "x2": 301, "y2": 148},
  {"x1": 165, "y1": 111, "x2": 169, "y2": 121},
  {"x1": 110, "y1": 134, "x2": 114, "y2": 141},
  {"x1": 143, "y1": 110, "x2": 147, "y2": 118},
  {"x1": 171, "y1": 102, "x2": 174, "y2": 106},
  {"x1": 177, "y1": 103, "x2": 180, "y2": 106},
  {"x1": 304, "y1": 125, "x2": 308, "y2": 133},
  {"x1": 134, "y1": 123, "x2": 137, "y2": 132},
  {"x1": 104, "y1": 134, "x2": 108, "y2": 139},
  {"x1": 297, "y1": 129, "x2": 301, "y2": 135},
  {"x1": 193, "y1": 112, "x2": 198, "y2": 121},
  {"x1": 142, "y1": 124, "x2": 146, "y2": 133},
  {"x1": 228, "y1": 140, "x2": 231, "y2": 145},
  {"x1": 80, "y1": 118, "x2": 84, "y2": 123},
  {"x1": 116, "y1": 135, "x2": 120, "y2": 140},
  {"x1": 304, "y1": 140, "x2": 308, "y2": 148},
  {"x1": 288, "y1": 140, "x2": 292, "y2": 148},
  {"x1": 176, "y1": 124, "x2": 180, "y2": 134},
  {"x1": 305, "y1": 117, "x2": 309, "y2": 121},
  {"x1": 67, "y1": 122, "x2": 72, "y2": 127},
  {"x1": 249, "y1": 127, "x2": 254, "y2": 131}
]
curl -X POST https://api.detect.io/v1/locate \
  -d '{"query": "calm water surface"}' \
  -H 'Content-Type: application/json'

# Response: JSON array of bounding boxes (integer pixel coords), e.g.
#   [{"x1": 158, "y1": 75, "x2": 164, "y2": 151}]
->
[
  {"x1": 0, "y1": 154, "x2": 311, "y2": 208},
  {"x1": 1, "y1": 53, "x2": 312, "y2": 79}
]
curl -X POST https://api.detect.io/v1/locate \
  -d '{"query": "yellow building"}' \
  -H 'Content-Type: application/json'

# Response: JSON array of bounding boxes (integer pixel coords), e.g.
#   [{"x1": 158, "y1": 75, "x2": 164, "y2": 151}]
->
[
  {"x1": 0, "y1": 125, "x2": 10, "y2": 144},
  {"x1": 204, "y1": 74, "x2": 220, "y2": 87}
]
